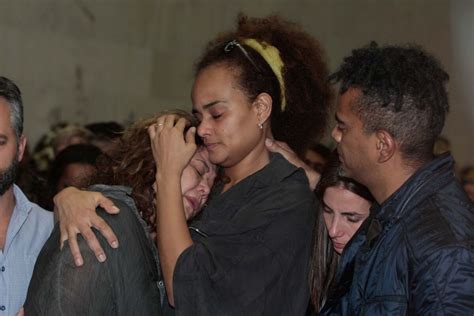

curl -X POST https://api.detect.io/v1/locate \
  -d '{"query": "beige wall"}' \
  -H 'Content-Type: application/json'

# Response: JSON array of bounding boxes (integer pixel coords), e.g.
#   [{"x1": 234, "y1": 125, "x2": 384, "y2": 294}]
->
[{"x1": 0, "y1": 0, "x2": 472, "y2": 166}]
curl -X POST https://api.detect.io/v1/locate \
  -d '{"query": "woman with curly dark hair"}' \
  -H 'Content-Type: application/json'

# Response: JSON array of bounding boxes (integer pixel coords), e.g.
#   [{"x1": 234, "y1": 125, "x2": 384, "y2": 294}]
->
[
  {"x1": 24, "y1": 110, "x2": 216, "y2": 315},
  {"x1": 54, "y1": 14, "x2": 332, "y2": 315}
]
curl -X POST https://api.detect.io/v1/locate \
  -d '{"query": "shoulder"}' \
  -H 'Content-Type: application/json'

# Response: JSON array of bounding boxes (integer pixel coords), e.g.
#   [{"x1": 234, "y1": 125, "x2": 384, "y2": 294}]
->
[
  {"x1": 88, "y1": 184, "x2": 137, "y2": 218},
  {"x1": 257, "y1": 153, "x2": 312, "y2": 199},
  {"x1": 88, "y1": 184, "x2": 133, "y2": 203},
  {"x1": 30, "y1": 204, "x2": 54, "y2": 233},
  {"x1": 14, "y1": 185, "x2": 54, "y2": 229},
  {"x1": 402, "y1": 184, "x2": 474, "y2": 261},
  {"x1": 87, "y1": 185, "x2": 152, "y2": 245}
]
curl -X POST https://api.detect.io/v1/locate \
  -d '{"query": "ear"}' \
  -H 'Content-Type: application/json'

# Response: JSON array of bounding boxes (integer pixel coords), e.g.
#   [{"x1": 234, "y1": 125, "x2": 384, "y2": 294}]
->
[
  {"x1": 17, "y1": 135, "x2": 27, "y2": 162},
  {"x1": 252, "y1": 92, "x2": 272, "y2": 126},
  {"x1": 375, "y1": 130, "x2": 396, "y2": 163}
]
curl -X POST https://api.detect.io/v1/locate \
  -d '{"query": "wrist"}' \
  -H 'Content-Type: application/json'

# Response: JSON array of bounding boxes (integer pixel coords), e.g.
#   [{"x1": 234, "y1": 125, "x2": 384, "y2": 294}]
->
[
  {"x1": 155, "y1": 171, "x2": 181, "y2": 184},
  {"x1": 306, "y1": 168, "x2": 320, "y2": 191}
]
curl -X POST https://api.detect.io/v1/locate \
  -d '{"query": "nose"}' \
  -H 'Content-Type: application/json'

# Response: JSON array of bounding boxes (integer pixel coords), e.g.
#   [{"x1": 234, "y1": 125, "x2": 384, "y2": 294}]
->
[
  {"x1": 197, "y1": 118, "x2": 211, "y2": 138},
  {"x1": 331, "y1": 125, "x2": 342, "y2": 143},
  {"x1": 197, "y1": 177, "x2": 211, "y2": 196},
  {"x1": 327, "y1": 216, "x2": 343, "y2": 239}
]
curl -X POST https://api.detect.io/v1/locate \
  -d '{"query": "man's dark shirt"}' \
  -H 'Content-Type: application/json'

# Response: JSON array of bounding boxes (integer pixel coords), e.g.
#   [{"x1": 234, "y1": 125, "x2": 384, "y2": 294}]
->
[
  {"x1": 169, "y1": 153, "x2": 316, "y2": 315},
  {"x1": 322, "y1": 154, "x2": 474, "y2": 315},
  {"x1": 24, "y1": 185, "x2": 163, "y2": 315}
]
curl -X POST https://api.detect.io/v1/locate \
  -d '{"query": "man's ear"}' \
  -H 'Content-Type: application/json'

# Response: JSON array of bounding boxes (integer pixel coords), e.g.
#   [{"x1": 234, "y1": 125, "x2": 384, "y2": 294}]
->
[
  {"x1": 375, "y1": 130, "x2": 396, "y2": 163},
  {"x1": 17, "y1": 135, "x2": 27, "y2": 162},
  {"x1": 253, "y1": 92, "x2": 273, "y2": 126}
]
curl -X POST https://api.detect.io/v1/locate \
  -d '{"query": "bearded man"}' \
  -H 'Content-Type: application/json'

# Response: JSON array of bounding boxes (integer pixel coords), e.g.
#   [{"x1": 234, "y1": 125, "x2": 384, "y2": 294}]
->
[{"x1": 0, "y1": 76, "x2": 53, "y2": 316}]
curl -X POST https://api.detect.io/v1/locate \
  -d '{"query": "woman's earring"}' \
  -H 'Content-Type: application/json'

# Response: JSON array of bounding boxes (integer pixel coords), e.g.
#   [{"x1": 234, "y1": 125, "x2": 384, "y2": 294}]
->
[{"x1": 258, "y1": 122, "x2": 263, "y2": 129}]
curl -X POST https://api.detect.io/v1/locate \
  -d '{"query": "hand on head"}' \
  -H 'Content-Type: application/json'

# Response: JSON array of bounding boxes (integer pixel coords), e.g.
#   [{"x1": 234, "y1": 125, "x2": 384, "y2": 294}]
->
[{"x1": 148, "y1": 114, "x2": 197, "y2": 181}]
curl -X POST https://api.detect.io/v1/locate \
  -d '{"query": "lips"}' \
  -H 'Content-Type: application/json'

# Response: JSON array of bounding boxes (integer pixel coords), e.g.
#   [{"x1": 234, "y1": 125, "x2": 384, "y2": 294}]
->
[
  {"x1": 204, "y1": 142, "x2": 219, "y2": 151},
  {"x1": 185, "y1": 196, "x2": 199, "y2": 211}
]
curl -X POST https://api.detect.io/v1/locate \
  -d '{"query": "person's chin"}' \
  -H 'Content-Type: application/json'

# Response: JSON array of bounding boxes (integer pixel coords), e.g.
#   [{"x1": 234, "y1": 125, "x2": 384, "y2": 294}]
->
[
  {"x1": 182, "y1": 198, "x2": 193, "y2": 220},
  {"x1": 209, "y1": 152, "x2": 228, "y2": 166},
  {"x1": 332, "y1": 242, "x2": 345, "y2": 254}
]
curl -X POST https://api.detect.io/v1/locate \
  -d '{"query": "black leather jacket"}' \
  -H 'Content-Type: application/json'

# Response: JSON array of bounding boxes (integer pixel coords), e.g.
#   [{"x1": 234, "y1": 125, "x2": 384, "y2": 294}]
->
[{"x1": 25, "y1": 185, "x2": 163, "y2": 315}]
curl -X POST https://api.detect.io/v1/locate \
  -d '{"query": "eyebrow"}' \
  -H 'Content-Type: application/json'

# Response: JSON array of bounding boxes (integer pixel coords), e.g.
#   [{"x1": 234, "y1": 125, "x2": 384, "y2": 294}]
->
[
  {"x1": 341, "y1": 211, "x2": 363, "y2": 217},
  {"x1": 193, "y1": 158, "x2": 209, "y2": 173},
  {"x1": 323, "y1": 204, "x2": 363, "y2": 217},
  {"x1": 192, "y1": 100, "x2": 225, "y2": 114},
  {"x1": 322, "y1": 203, "x2": 333, "y2": 212}
]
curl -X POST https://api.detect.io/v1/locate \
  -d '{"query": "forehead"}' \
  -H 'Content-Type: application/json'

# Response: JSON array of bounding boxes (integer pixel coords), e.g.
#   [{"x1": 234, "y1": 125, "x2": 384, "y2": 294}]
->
[
  {"x1": 323, "y1": 186, "x2": 370, "y2": 213},
  {"x1": 0, "y1": 98, "x2": 14, "y2": 134},
  {"x1": 191, "y1": 64, "x2": 240, "y2": 109},
  {"x1": 336, "y1": 88, "x2": 361, "y2": 114}
]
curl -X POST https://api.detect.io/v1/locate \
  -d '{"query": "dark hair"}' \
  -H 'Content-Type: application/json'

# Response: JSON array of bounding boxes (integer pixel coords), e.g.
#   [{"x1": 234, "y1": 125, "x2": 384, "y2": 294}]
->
[
  {"x1": 303, "y1": 141, "x2": 332, "y2": 173},
  {"x1": 330, "y1": 42, "x2": 449, "y2": 165},
  {"x1": 48, "y1": 144, "x2": 102, "y2": 193},
  {"x1": 95, "y1": 110, "x2": 199, "y2": 232},
  {"x1": 0, "y1": 76, "x2": 23, "y2": 140},
  {"x1": 309, "y1": 154, "x2": 374, "y2": 311},
  {"x1": 85, "y1": 121, "x2": 124, "y2": 140},
  {"x1": 195, "y1": 14, "x2": 333, "y2": 156}
]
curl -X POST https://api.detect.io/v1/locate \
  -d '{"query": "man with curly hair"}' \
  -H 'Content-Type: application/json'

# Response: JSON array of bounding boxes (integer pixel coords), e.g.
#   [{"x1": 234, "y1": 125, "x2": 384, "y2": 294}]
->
[{"x1": 322, "y1": 43, "x2": 474, "y2": 314}]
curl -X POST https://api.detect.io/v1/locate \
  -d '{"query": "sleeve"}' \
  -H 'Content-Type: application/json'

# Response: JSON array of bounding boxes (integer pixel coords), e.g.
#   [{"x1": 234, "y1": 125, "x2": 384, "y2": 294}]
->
[
  {"x1": 24, "y1": 227, "x2": 116, "y2": 315},
  {"x1": 409, "y1": 246, "x2": 474, "y2": 314},
  {"x1": 171, "y1": 181, "x2": 315, "y2": 315}
]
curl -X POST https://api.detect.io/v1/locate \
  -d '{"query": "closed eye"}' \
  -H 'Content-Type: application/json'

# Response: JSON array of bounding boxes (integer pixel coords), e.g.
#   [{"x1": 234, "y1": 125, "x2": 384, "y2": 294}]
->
[
  {"x1": 323, "y1": 205, "x2": 333, "y2": 214},
  {"x1": 342, "y1": 213, "x2": 365, "y2": 223},
  {"x1": 211, "y1": 113, "x2": 223, "y2": 120},
  {"x1": 191, "y1": 159, "x2": 208, "y2": 177},
  {"x1": 192, "y1": 166, "x2": 204, "y2": 177}
]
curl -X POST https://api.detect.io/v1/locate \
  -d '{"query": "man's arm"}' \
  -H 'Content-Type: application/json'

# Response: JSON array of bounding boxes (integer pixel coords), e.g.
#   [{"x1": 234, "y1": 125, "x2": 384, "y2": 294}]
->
[{"x1": 409, "y1": 247, "x2": 474, "y2": 314}]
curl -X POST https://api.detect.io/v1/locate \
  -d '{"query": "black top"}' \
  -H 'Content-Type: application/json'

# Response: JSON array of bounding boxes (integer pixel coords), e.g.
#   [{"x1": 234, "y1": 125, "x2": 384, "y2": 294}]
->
[
  {"x1": 24, "y1": 185, "x2": 163, "y2": 316},
  {"x1": 169, "y1": 153, "x2": 316, "y2": 315}
]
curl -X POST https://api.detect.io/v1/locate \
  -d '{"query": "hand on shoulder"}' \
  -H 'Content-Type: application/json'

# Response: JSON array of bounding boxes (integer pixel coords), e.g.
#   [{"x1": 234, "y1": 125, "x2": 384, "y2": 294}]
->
[{"x1": 265, "y1": 138, "x2": 320, "y2": 190}]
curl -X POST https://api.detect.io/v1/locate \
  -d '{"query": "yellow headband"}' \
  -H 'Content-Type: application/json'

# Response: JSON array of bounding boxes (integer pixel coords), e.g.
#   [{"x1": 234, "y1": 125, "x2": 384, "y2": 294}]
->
[{"x1": 243, "y1": 39, "x2": 286, "y2": 111}]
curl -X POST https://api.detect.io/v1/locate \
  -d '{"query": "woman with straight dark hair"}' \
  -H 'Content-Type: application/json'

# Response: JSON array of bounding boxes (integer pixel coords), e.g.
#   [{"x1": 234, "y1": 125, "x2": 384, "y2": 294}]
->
[{"x1": 309, "y1": 155, "x2": 374, "y2": 313}]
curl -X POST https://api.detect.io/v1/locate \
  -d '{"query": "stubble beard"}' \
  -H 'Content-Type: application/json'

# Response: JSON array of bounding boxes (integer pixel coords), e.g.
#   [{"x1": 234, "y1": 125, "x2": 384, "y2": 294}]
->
[{"x1": 0, "y1": 158, "x2": 19, "y2": 196}]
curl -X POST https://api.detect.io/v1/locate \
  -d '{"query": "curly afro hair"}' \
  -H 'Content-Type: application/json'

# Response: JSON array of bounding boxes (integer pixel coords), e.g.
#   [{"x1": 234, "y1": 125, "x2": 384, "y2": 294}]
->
[
  {"x1": 330, "y1": 42, "x2": 449, "y2": 164},
  {"x1": 195, "y1": 14, "x2": 333, "y2": 157}
]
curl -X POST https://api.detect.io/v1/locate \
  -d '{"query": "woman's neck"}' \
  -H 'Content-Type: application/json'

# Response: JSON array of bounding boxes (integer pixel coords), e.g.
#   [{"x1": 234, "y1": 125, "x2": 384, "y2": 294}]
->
[{"x1": 222, "y1": 144, "x2": 270, "y2": 192}]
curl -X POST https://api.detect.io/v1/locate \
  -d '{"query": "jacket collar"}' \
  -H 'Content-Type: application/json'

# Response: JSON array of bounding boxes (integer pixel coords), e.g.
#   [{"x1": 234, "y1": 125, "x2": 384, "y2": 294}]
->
[{"x1": 374, "y1": 153, "x2": 455, "y2": 226}]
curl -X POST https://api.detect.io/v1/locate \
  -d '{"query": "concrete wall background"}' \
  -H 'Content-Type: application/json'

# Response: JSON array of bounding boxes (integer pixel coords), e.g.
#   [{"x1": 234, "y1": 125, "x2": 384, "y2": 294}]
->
[{"x1": 0, "y1": 0, "x2": 472, "y2": 166}]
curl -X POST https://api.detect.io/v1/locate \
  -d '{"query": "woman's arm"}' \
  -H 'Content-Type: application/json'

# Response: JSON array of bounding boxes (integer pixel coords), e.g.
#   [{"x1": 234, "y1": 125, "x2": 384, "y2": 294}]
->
[
  {"x1": 54, "y1": 187, "x2": 120, "y2": 266},
  {"x1": 149, "y1": 115, "x2": 196, "y2": 306}
]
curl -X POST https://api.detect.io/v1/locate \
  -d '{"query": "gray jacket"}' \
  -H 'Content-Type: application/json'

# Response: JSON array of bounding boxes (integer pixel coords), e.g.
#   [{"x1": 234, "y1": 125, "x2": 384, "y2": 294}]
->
[{"x1": 25, "y1": 185, "x2": 163, "y2": 315}]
